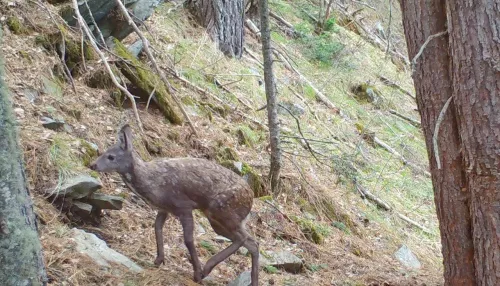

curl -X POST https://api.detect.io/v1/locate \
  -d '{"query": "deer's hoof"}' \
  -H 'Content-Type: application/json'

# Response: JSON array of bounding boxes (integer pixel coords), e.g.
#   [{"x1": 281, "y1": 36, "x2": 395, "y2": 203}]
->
[
  {"x1": 193, "y1": 271, "x2": 203, "y2": 283},
  {"x1": 154, "y1": 256, "x2": 164, "y2": 266}
]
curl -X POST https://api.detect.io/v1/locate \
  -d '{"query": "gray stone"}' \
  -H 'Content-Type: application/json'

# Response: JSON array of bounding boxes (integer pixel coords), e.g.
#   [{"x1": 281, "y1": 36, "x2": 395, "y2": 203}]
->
[
  {"x1": 228, "y1": 270, "x2": 251, "y2": 286},
  {"x1": 19, "y1": 88, "x2": 39, "y2": 103},
  {"x1": 214, "y1": 235, "x2": 231, "y2": 243},
  {"x1": 394, "y1": 245, "x2": 421, "y2": 269},
  {"x1": 61, "y1": 0, "x2": 116, "y2": 26},
  {"x1": 41, "y1": 116, "x2": 65, "y2": 131},
  {"x1": 57, "y1": 175, "x2": 102, "y2": 199},
  {"x1": 71, "y1": 201, "x2": 93, "y2": 216},
  {"x1": 127, "y1": 39, "x2": 144, "y2": 58},
  {"x1": 70, "y1": 228, "x2": 143, "y2": 273},
  {"x1": 265, "y1": 251, "x2": 303, "y2": 273},
  {"x1": 233, "y1": 161, "x2": 243, "y2": 174},
  {"x1": 84, "y1": 193, "x2": 124, "y2": 210},
  {"x1": 196, "y1": 223, "x2": 206, "y2": 237}
]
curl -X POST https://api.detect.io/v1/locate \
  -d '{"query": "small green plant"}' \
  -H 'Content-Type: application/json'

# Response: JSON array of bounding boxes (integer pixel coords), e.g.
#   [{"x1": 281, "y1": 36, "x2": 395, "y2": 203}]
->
[
  {"x1": 306, "y1": 263, "x2": 327, "y2": 272},
  {"x1": 200, "y1": 240, "x2": 217, "y2": 255},
  {"x1": 264, "y1": 265, "x2": 279, "y2": 274},
  {"x1": 332, "y1": 221, "x2": 351, "y2": 234},
  {"x1": 323, "y1": 17, "x2": 337, "y2": 32}
]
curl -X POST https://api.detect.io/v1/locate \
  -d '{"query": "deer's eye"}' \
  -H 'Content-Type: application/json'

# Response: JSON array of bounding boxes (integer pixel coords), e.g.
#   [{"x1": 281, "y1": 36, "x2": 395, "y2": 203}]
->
[{"x1": 107, "y1": 154, "x2": 115, "y2": 161}]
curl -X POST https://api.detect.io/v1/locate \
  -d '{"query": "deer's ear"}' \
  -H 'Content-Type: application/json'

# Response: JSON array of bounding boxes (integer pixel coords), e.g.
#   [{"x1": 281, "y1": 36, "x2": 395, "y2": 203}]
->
[{"x1": 118, "y1": 124, "x2": 133, "y2": 150}]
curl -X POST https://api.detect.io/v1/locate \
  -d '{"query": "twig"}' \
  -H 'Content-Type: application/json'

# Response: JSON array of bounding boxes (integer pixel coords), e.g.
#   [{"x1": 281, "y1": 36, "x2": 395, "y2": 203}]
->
[
  {"x1": 278, "y1": 104, "x2": 324, "y2": 166},
  {"x1": 58, "y1": 31, "x2": 77, "y2": 93},
  {"x1": 378, "y1": 75, "x2": 415, "y2": 100},
  {"x1": 72, "y1": 0, "x2": 143, "y2": 131},
  {"x1": 83, "y1": 0, "x2": 108, "y2": 49},
  {"x1": 214, "y1": 78, "x2": 252, "y2": 109},
  {"x1": 113, "y1": 0, "x2": 198, "y2": 136},
  {"x1": 433, "y1": 96, "x2": 453, "y2": 169},
  {"x1": 351, "y1": 0, "x2": 377, "y2": 10},
  {"x1": 411, "y1": 30, "x2": 448, "y2": 73},
  {"x1": 388, "y1": 109, "x2": 421, "y2": 128},
  {"x1": 145, "y1": 87, "x2": 156, "y2": 112},
  {"x1": 385, "y1": 0, "x2": 393, "y2": 57}
]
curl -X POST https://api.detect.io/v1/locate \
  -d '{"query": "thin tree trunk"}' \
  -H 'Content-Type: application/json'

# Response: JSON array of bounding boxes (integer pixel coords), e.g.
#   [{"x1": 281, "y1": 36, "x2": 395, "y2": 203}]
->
[
  {"x1": 187, "y1": 0, "x2": 245, "y2": 58},
  {"x1": 0, "y1": 27, "x2": 48, "y2": 286},
  {"x1": 259, "y1": 0, "x2": 281, "y2": 192},
  {"x1": 446, "y1": 1, "x2": 500, "y2": 284}
]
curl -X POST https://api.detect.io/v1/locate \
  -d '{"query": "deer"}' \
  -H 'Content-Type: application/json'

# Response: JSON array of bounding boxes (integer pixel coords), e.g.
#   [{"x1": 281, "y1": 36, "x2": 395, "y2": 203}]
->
[{"x1": 89, "y1": 124, "x2": 259, "y2": 285}]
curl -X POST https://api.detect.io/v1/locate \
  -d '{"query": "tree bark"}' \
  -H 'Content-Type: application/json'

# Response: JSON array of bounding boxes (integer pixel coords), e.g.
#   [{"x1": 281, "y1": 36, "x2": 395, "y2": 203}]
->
[
  {"x1": 400, "y1": 0, "x2": 500, "y2": 285},
  {"x1": 446, "y1": 1, "x2": 500, "y2": 284},
  {"x1": 0, "y1": 27, "x2": 48, "y2": 286},
  {"x1": 259, "y1": 0, "x2": 281, "y2": 192},
  {"x1": 187, "y1": 0, "x2": 245, "y2": 58}
]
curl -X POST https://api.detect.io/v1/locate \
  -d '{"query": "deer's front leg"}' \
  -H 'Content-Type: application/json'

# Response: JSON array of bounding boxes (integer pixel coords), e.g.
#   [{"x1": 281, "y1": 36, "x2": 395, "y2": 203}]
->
[
  {"x1": 179, "y1": 212, "x2": 203, "y2": 282},
  {"x1": 154, "y1": 211, "x2": 168, "y2": 266}
]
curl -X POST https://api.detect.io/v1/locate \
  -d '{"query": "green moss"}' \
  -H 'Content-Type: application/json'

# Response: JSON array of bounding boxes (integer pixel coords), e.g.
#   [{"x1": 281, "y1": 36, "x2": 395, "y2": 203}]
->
[
  {"x1": 216, "y1": 147, "x2": 239, "y2": 163},
  {"x1": 244, "y1": 168, "x2": 266, "y2": 198},
  {"x1": 79, "y1": 140, "x2": 98, "y2": 167},
  {"x1": 113, "y1": 39, "x2": 183, "y2": 124},
  {"x1": 291, "y1": 215, "x2": 330, "y2": 244},
  {"x1": 6, "y1": 17, "x2": 30, "y2": 35},
  {"x1": 258, "y1": 195, "x2": 273, "y2": 202},
  {"x1": 264, "y1": 265, "x2": 278, "y2": 274},
  {"x1": 236, "y1": 125, "x2": 260, "y2": 147},
  {"x1": 200, "y1": 240, "x2": 217, "y2": 255},
  {"x1": 181, "y1": 96, "x2": 195, "y2": 106}
]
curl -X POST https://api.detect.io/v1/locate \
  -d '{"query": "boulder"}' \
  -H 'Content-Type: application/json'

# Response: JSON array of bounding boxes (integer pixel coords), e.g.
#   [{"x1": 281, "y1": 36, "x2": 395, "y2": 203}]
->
[
  {"x1": 70, "y1": 228, "x2": 143, "y2": 273},
  {"x1": 41, "y1": 116, "x2": 65, "y2": 131},
  {"x1": 265, "y1": 251, "x2": 304, "y2": 273},
  {"x1": 71, "y1": 201, "x2": 93, "y2": 216},
  {"x1": 56, "y1": 175, "x2": 102, "y2": 199},
  {"x1": 228, "y1": 271, "x2": 251, "y2": 286},
  {"x1": 394, "y1": 245, "x2": 421, "y2": 269},
  {"x1": 83, "y1": 193, "x2": 124, "y2": 210}
]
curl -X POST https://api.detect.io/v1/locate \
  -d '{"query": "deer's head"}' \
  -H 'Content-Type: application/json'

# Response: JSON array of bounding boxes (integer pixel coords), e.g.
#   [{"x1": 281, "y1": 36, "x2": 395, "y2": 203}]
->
[{"x1": 89, "y1": 124, "x2": 135, "y2": 174}]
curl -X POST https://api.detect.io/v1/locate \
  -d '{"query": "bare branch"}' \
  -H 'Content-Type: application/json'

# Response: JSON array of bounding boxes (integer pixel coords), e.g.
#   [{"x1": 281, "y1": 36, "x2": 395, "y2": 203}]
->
[
  {"x1": 411, "y1": 30, "x2": 448, "y2": 73},
  {"x1": 113, "y1": 0, "x2": 198, "y2": 136},
  {"x1": 433, "y1": 96, "x2": 454, "y2": 169},
  {"x1": 71, "y1": 0, "x2": 143, "y2": 131}
]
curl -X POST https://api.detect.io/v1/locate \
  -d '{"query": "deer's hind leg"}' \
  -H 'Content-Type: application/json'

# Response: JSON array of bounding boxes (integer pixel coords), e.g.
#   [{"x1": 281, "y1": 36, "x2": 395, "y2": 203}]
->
[{"x1": 202, "y1": 216, "x2": 248, "y2": 278}]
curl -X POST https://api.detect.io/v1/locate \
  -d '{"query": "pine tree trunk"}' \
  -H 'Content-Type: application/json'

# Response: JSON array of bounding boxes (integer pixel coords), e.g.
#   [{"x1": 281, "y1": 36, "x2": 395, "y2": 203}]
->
[
  {"x1": 446, "y1": 1, "x2": 500, "y2": 284},
  {"x1": 400, "y1": 0, "x2": 500, "y2": 285},
  {"x1": 186, "y1": 0, "x2": 245, "y2": 58},
  {"x1": 259, "y1": 0, "x2": 281, "y2": 192},
  {"x1": 0, "y1": 28, "x2": 48, "y2": 286}
]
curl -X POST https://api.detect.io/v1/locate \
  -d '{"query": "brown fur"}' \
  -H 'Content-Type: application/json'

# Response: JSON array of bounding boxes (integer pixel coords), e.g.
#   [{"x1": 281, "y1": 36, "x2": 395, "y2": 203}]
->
[{"x1": 89, "y1": 125, "x2": 259, "y2": 285}]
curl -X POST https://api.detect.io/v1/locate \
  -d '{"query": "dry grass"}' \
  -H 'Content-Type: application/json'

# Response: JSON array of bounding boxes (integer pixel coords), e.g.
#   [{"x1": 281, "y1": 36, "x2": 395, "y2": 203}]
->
[{"x1": 1, "y1": 0, "x2": 443, "y2": 285}]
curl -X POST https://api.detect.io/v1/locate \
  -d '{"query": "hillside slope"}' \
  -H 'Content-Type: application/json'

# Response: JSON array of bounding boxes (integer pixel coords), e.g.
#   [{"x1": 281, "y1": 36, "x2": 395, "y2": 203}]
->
[{"x1": 1, "y1": 0, "x2": 443, "y2": 285}]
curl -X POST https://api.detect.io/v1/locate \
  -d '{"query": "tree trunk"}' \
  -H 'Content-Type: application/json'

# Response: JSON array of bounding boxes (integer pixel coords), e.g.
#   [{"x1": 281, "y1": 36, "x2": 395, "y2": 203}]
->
[
  {"x1": 446, "y1": 1, "x2": 500, "y2": 284},
  {"x1": 400, "y1": 0, "x2": 500, "y2": 285},
  {"x1": 0, "y1": 27, "x2": 48, "y2": 286},
  {"x1": 259, "y1": 0, "x2": 281, "y2": 193},
  {"x1": 186, "y1": 0, "x2": 245, "y2": 58}
]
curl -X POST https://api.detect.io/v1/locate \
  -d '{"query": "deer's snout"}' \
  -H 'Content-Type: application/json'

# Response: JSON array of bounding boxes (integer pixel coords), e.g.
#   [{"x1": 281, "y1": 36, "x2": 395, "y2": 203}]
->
[{"x1": 89, "y1": 161, "x2": 97, "y2": 171}]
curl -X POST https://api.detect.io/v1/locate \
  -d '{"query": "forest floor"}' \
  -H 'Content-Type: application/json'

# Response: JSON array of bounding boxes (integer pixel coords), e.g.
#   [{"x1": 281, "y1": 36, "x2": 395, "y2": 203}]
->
[{"x1": 2, "y1": 0, "x2": 443, "y2": 285}]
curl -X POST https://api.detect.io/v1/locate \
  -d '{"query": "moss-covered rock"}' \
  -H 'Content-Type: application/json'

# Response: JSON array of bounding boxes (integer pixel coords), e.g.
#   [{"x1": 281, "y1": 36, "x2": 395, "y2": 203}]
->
[
  {"x1": 242, "y1": 163, "x2": 267, "y2": 198},
  {"x1": 6, "y1": 16, "x2": 30, "y2": 35},
  {"x1": 113, "y1": 39, "x2": 183, "y2": 125},
  {"x1": 351, "y1": 83, "x2": 384, "y2": 108},
  {"x1": 236, "y1": 125, "x2": 260, "y2": 147},
  {"x1": 216, "y1": 147, "x2": 239, "y2": 162},
  {"x1": 85, "y1": 69, "x2": 115, "y2": 89}
]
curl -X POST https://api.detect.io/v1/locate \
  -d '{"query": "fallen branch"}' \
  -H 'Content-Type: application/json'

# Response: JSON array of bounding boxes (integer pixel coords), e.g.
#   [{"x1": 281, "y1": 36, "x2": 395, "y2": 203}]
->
[
  {"x1": 389, "y1": 109, "x2": 421, "y2": 128},
  {"x1": 245, "y1": 19, "x2": 261, "y2": 37},
  {"x1": 269, "y1": 11, "x2": 295, "y2": 31},
  {"x1": 355, "y1": 182, "x2": 433, "y2": 234},
  {"x1": 114, "y1": 0, "x2": 197, "y2": 136},
  {"x1": 72, "y1": 0, "x2": 143, "y2": 131},
  {"x1": 373, "y1": 136, "x2": 431, "y2": 177},
  {"x1": 378, "y1": 75, "x2": 415, "y2": 100},
  {"x1": 214, "y1": 78, "x2": 253, "y2": 109}
]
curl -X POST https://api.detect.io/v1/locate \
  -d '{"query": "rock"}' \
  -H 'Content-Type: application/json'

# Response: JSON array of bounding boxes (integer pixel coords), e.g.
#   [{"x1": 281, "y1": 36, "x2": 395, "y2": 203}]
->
[
  {"x1": 19, "y1": 88, "x2": 39, "y2": 103},
  {"x1": 278, "y1": 101, "x2": 306, "y2": 117},
  {"x1": 61, "y1": 0, "x2": 116, "y2": 27},
  {"x1": 265, "y1": 251, "x2": 304, "y2": 273},
  {"x1": 228, "y1": 270, "x2": 251, "y2": 286},
  {"x1": 127, "y1": 39, "x2": 144, "y2": 58},
  {"x1": 233, "y1": 161, "x2": 243, "y2": 174},
  {"x1": 196, "y1": 223, "x2": 206, "y2": 237},
  {"x1": 70, "y1": 228, "x2": 143, "y2": 273},
  {"x1": 214, "y1": 235, "x2": 231, "y2": 243},
  {"x1": 13, "y1": 108, "x2": 25, "y2": 119},
  {"x1": 56, "y1": 175, "x2": 102, "y2": 199},
  {"x1": 41, "y1": 116, "x2": 65, "y2": 131},
  {"x1": 394, "y1": 245, "x2": 421, "y2": 269},
  {"x1": 71, "y1": 201, "x2": 93, "y2": 216},
  {"x1": 83, "y1": 193, "x2": 124, "y2": 210},
  {"x1": 238, "y1": 247, "x2": 249, "y2": 256}
]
